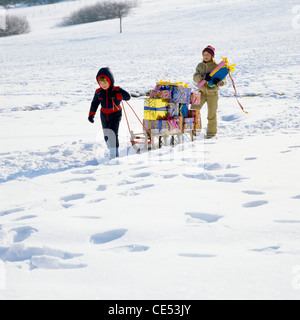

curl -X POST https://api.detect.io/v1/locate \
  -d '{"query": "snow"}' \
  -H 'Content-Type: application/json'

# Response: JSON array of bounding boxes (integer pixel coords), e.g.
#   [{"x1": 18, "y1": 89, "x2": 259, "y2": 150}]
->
[{"x1": 1, "y1": 0, "x2": 300, "y2": 300}]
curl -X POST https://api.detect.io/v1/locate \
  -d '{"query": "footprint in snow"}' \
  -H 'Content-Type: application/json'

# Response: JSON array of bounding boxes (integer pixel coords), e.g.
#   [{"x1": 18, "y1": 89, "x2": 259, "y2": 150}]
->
[
  {"x1": 204, "y1": 162, "x2": 223, "y2": 171},
  {"x1": 291, "y1": 195, "x2": 300, "y2": 200},
  {"x1": 0, "y1": 244, "x2": 85, "y2": 270},
  {"x1": 60, "y1": 193, "x2": 85, "y2": 202},
  {"x1": 96, "y1": 185, "x2": 107, "y2": 191},
  {"x1": 243, "y1": 200, "x2": 268, "y2": 208},
  {"x1": 242, "y1": 190, "x2": 265, "y2": 195},
  {"x1": 90, "y1": 229, "x2": 128, "y2": 244},
  {"x1": 118, "y1": 180, "x2": 137, "y2": 186},
  {"x1": 178, "y1": 253, "x2": 217, "y2": 258},
  {"x1": 62, "y1": 177, "x2": 96, "y2": 183},
  {"x1": 88, "y1": 198, "x2": 106, "y2": 204},
  {"x1": 31, "y1": 255, "x2": 86, "y2": 270},
  {"x1": 185, "y1": 212, "x2": 223, "y2": 224},
  {"x1": 0, "y1": 207, "x2": 25, "y2": 217},
  {"x1": 71, "y1": 169, "x2": 96, "y2": 175},
  {"x1": 183, "y1": 172, "x2": 215, "y2": 180},
  {"x1": 14, "y1": 215, "x2": 37, "y2": 221},
  {"x1": 274, "y1": 220, "x2": 300, "y2": 224},
  {"x1": 250, "y1": 246, "x2": 281, "y2": 254},
  {"x1": 108, "y1": 245, "x2": 150, "y2": 253},
  {"x1": 118, "y1": 190, "x2": 139, "y2": 197},
  {"x1": 11, "y1": 226, "x2": 38, "y2": 243},
  {"x1": 133, "y1": 184, "x2": 155, "y2": 191},
  {"x1": 131, "y1": 172, "x2": 152, "y2": 178},
  {"x1": 72, "y1": 215, "x2": 102, "y2": 220},
  {"x1": 163, "y1": 174, "x2": 178, "y2": 179},
  {"x1": 245, "y1": 157, "x2": 257, "y2": 161},
  {"x1": 216, "y1": 173, "x2": 244, "y2": 183}
]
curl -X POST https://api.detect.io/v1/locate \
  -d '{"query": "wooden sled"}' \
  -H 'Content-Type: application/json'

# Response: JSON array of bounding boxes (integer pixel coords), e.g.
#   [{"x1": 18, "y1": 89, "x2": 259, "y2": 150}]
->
[{"x1": 123, "y1": 101, "x2": 199, "y2": 153}]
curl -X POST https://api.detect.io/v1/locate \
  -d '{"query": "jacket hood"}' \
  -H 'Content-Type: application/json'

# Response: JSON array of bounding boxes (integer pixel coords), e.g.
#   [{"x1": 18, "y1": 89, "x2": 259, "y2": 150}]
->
[{"x1": 96, "y1": 67, "x2": 115, "y2": 89}]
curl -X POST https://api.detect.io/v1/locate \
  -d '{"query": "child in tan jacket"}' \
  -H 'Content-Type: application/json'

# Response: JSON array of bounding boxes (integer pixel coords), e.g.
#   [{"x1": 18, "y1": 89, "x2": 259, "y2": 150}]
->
[{"x1": 192, "y1": 46, "x2": 226, "y2": 139}]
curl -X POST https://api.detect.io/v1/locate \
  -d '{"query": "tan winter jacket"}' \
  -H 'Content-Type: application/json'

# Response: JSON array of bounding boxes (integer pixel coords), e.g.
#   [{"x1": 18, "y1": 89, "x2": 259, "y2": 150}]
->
[{"x1": 193, "y1": 60, "x2": 226, "y2": 95}]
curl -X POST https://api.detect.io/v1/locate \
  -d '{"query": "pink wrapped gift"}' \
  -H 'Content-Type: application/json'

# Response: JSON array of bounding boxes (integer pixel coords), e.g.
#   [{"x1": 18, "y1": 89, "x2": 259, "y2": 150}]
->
[
  {"x1": 190, "y1": 92, "x2": 201, "y2": 105},
  {"x1": 188, "y1": 110, "x2": 201, "y2": 130},
  {"x1": 150, "y1": 90, "x2": 171, "y2": 100},
  {"x1": 167, "y1": 116, "x2": 182, "y2": 134}
]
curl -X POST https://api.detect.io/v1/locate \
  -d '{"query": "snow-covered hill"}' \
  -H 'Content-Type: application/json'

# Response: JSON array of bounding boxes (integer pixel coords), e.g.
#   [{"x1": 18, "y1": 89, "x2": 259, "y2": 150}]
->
[{"x1": 0, "y1": 0, "x2": 300, "y2": 300}]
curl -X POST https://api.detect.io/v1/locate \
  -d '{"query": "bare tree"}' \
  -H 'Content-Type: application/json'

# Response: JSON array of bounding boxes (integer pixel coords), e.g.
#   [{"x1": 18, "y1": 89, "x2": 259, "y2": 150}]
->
[
  {"x1": 61, "y1": 1, "x2": 137, "y2": 33},
  {"x1": 110, "y1": 1, "x2": 137, "y2": 33},
  {"x1": 0, "y1": 15, "x2": 30, "y2": 37}
]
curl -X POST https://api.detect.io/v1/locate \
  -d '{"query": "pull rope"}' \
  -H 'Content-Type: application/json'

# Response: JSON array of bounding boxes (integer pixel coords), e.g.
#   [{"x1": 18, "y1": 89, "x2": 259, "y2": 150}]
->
[
  {"x1": 121, "y1": 101, "x2": 131, "y2": 134},
  {"x1": 228, "y1": 73, "x2": 248, "y2": 114},
  {"x1": 121, "y1": 101, "x2": 153, "y2": 145}
]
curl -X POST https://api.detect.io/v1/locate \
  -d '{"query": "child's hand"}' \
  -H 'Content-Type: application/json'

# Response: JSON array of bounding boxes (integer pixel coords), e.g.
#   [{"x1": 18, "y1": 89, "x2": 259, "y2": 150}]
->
[
  {"x1": 203, "y1": 73, "x2": 212, "y2": 81},
  {"x1": 212, "y1": 78, "x2": 221, "y2": 86},
  {"x1": 88, "y1": 115, "x2": 94, "y2": 123}
]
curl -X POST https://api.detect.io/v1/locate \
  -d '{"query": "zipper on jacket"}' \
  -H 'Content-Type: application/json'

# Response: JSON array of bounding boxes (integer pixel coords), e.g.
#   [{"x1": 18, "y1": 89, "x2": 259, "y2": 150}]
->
[{"x1": 106, "y1": 90, "x2": 109, "y2": 121}]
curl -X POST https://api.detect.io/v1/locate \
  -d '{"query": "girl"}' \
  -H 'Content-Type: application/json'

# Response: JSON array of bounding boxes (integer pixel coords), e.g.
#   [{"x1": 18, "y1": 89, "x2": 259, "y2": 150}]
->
[
  {"x1": 88, "y1": 67, "x2": 131, "y2": 159},
  {"x1": 192, "y1": 46, "x2": 226, "y2": 139}
]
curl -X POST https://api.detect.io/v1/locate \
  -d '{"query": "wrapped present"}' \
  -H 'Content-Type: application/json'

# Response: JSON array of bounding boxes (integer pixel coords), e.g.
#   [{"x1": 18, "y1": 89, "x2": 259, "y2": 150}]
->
[
  {"x1": 188, "y1": 110, "x2": 201, "y2": 130},
  {"x1": 168, "y1": 103, "x2": 179, "y2": 117},
  {"x1": 157, "y1": 81, "x2": 189, "y2": 88},
  {"x1": 183, "y1": 117, "x2": 194, "y2": 131},
  {"x1": 190, "y1": 92, "x2": 201, "y2": 105},
  {"x1": 143, "y1": 119, "x2": 169, "y2": 135},
  {"x1": 179, "y1": 103, "x2": 189, "y2": 118},
  {"x1": 152, "y1": 119, "x2": 169, "y2": 135},
  {"x1": 167, "y1": 116, "x2": 182, "y2": 134},
  {"x1": 144, "y1": 98, "x2": 169, "y2": 120},
  {"x1": 143, "y1": 119, "x2": 168, "y2": 134},
  {"x1": 150, "y1": 90, "x2": 171, "y2": 100},
  {"x1": 155, "y1": 84, "x2": 172, "y2": 91},
  {"x1": 143, "y1": 119, "x2": 155, "y2": 131},
  {"x1": 171, "y1": 86, "x2": 192, "y2": 104}
]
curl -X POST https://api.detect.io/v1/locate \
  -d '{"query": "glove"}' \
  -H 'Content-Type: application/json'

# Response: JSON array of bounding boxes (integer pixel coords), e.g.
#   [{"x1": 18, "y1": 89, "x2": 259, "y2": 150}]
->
[
  {"x1": 88, "y1": 115, "x2": 94, "y2": 123},
  {"x1": 213, "y1": 78, "x2": 221, "y2": 85},
  {"x1": 203, "y1": 73, "x2": 212, "y2": 82}
]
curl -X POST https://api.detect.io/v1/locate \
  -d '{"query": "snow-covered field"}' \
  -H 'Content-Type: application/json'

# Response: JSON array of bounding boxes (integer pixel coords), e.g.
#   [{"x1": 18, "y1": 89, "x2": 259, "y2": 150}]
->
[{"x1": 0, "y1": 0, "x2": 300, "y2": 300}]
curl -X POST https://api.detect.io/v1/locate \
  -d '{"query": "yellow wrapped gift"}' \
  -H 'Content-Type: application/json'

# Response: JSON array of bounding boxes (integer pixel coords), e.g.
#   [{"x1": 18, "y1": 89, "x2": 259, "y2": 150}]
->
[{"x1": 144, "y1": 98, "x2": 169, "y2": 120}]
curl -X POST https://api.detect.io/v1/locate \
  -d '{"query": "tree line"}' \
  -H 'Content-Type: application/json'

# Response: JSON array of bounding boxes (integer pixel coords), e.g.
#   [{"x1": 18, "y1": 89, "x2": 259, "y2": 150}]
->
[
  {"x1": 61, "y1": 1, "x2": 137, "y2": 33},
  {"x1": 0, "y1": 0, "x2": 63, "y2": 7},
  {"x1": 0, "y1": 0, "x2": 137, "y2": 37}
]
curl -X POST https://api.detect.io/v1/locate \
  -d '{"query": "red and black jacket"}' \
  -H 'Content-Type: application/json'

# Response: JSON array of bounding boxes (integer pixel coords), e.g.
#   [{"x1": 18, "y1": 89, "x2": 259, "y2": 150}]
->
[{"x1": 89, "y1": 67, "x2": 131, "y2": 118}]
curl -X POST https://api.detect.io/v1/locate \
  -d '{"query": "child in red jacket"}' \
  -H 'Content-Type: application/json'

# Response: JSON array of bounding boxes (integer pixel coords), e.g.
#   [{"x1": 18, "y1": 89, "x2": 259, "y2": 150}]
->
[{"x1": 88, "y1": 67, "x2": 131, "y2": 159}]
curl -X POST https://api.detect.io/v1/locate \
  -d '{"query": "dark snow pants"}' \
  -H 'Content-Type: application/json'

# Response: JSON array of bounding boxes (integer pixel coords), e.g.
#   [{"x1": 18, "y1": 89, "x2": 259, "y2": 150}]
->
[{"x1": 100, "y1": 109, "x2": 122, "y2": 158}]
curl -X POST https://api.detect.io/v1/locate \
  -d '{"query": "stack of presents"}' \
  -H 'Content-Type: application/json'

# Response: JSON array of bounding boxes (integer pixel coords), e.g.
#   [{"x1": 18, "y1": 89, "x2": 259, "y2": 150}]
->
[{"x1": 143, "y1": 81, "x2": 201, "y2": 135}]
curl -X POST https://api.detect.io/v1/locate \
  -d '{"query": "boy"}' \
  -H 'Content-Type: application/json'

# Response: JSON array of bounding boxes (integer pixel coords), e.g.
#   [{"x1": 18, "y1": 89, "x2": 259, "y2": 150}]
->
[
  {"x1": 88, "y1": 67, "x2": 131, "y2": 159},
  {"x1": 192, "y1": 46, "x2": 226, "y2": 139}
]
